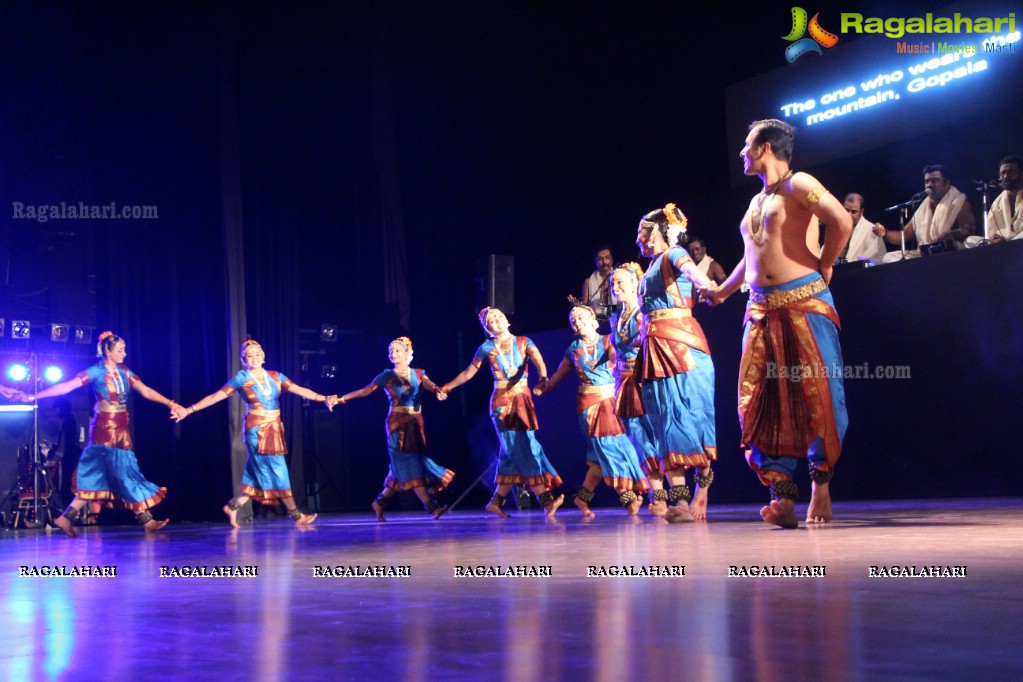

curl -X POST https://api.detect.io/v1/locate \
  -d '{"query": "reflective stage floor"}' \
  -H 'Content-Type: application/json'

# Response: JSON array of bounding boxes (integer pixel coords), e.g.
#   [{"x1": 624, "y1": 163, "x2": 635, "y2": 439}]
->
[{"x1": 2, "y1": 498, "x2": 1021, "y2": 681}]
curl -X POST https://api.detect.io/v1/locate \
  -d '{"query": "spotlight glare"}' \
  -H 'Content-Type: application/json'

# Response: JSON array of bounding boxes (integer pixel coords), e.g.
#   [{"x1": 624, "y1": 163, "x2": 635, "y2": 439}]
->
[
  {"x1": 6, "y1": 363, "x2": 30, "y2": 382},
  {"x1": 43, "y1": 365, "x2": 64, "y2": 383}
]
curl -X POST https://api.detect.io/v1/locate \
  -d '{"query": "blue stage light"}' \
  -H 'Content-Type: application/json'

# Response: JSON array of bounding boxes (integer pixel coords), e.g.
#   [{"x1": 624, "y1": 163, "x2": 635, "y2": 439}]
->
[{"x1": 6, "y1": 363, "x2": 30, "y2": 382}]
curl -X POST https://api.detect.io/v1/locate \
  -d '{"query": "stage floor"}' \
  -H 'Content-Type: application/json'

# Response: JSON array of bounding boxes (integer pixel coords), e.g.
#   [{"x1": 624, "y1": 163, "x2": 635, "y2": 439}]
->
[{"x1": 2, "y1": 498, "x2": 1021, "y2": 681}]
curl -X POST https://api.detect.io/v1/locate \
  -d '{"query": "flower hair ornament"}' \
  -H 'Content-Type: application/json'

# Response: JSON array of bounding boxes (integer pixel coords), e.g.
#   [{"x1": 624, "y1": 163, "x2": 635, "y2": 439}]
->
[
  {"x1": 614, "y1": 262, "x2": 644, "y2": 285},
  {"x1": 478, "y1": 307, "x2": 498, "y2": 337},
  {"x1": 390, "y1": 336, "x2": 414, "y2": 363},
  {"x1": 662, "y1": 203, "x2": 689, "y2": 247},
  {"x1": 96, "y1": 330, "x2": 117, "y2": 357}
]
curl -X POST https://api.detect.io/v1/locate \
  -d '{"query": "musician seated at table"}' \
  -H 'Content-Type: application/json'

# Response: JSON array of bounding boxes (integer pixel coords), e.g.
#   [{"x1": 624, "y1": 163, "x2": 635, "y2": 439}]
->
[{"x1": 878, "y1": 164, "x2": 975, "y2": 260}]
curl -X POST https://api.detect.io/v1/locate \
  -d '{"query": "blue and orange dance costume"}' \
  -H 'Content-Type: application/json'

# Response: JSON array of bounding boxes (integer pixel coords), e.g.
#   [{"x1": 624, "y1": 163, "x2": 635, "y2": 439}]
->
[
  {"x1": 371, "y1": 367, "x2": 455, "y2": 493},
  {"x1": 222, "y1": 368, "x2": 296, "y2": 504},
  {"x1": 638, "y1": 245, "x2": 717, "y2": 503},
  {"x1": 75, "y1": 362, "x2": 167, "y2": 513}
]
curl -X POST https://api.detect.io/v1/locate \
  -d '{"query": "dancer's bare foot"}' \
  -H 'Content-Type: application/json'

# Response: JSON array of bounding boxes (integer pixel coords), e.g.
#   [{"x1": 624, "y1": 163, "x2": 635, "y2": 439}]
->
[
  {"x1": 573, "y1": 496, "x2": 596, "y2": 519},
  {"x1": 294, "y1": 513, "x2": 317, "y2": 526},
  {"x1": 648, "y1": 498, "x2": 668, "y2": 517},
  {"x1": 485, "y1": 501, "x2": 510, "y2": 518},
  {"x1": 690, "y1": 486, "x2": 709, "y2": 521},
  {"x1": 53, "y1": 515, "x2": 78, "y2": 538},
  {"x1": 665, "y1": 505, "x2": 695, "y2": 523},
  {"x1": 371, "y1": 501, "x2": 387, "y2": 522},
  {"x1": 545, "y1": 494, "x2": 564, "y2": 518},
  {"x1": 144, "y1": 518, "x2": 170, "y2": 533},
  {"x1": 431, "y1": 504, "x2": 448, "y2": 520},
  {"x1": 627, "y1": 496, "x2": 643, "y2": 516},
  {"x1": 806, "y1": 482, "x2": 832, "y2": 524},
  {"x1": 760, "y1": 499, "x2": 798, "y2": 528},
  {"x1": 223, "y1": 505, "x2": 241, "y2": 529}
]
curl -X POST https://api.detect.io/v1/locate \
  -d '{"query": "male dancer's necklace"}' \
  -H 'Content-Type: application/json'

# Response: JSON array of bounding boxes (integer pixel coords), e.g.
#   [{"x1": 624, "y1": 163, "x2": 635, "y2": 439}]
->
[{"x1": 749, "y1": 169, "x2": 793, "y2": 246}]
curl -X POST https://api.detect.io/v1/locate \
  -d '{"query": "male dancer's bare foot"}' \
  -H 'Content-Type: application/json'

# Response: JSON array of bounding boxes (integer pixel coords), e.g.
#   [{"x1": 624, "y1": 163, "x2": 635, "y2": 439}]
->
[
  {"x1": 53, "y1": 515, "x2": 78, "y2": 538},
  {"x1": 223, "y1": 505, "x2": 241, "y2": 529},
  {"x1": 485, "y1": 501, "x2": 510, "y2": 518},
  {"x1": 545, "y1": 494, "x2": 565, "y2": 518},
  {"x1": 431, "y1": 504, "x2": 448, "y2": 520},
  {"x1": 144, "y1": 518, "x2": 170, "y2": 533},
  {"x1": 760, "y1": 500, "x2": 798, "y2": 528},
  {"x1": 665, "y1": 505, "x2": 695, "y2": 523},
  {"x1": 648, "y1": 499, "x2": 668, "y2": 517},
  {"x1": 294, "y1": 513, "x2": 317, "y2": 526},
  {"x1": 371, "y1": 501, "x2": 387, "y2": 522},
  {"x1": 806, "y1": 482, "x2": 832, "y2": 524},
  {"x1": 574, "y1": 496, "x2": 596, "y2": 519}
]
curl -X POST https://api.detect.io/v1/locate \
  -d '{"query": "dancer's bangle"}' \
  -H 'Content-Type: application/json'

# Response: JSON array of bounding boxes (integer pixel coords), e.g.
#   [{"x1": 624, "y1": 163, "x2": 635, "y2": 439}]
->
[
  {"x1": 188, "y1": 405, "x2": 197, "y2": 414},
  {"x1": 316, "y1": 394, "x2": 325, "y2": 403},
  {"x1": 168, "y1": 400, "x2": 177, "y2": 408}
]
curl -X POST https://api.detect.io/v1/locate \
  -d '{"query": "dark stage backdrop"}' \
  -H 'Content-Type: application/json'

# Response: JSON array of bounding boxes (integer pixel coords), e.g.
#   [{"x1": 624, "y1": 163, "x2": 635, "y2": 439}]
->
[{"x1": 2, "y1": 3, "x2": 1021, "y2": 520}]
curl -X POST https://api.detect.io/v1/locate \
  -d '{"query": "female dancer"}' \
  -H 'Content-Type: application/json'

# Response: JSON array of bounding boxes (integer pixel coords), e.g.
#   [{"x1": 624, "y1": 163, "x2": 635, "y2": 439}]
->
[
  {"x1": 440, "y1": 307, "x2": 564, "y2": 518},
  {"x1": 173, "y1": 340, "x2": 333, "y2": 527},
  {"x1": 608, "y1": 263, "x2": 665, "y2": 515},
  {"x1": 338, "y1": 336, "x2": 454, "y2": 521},
  {"x1": 534, "y1": 305, "x2": 648, "y2": 517},
  {"x1": 19, "y1": 331, "x2": 172, "y2": 536},
  {"x1": 636, "y1": 204, "x2": 717, "y2": 522}
]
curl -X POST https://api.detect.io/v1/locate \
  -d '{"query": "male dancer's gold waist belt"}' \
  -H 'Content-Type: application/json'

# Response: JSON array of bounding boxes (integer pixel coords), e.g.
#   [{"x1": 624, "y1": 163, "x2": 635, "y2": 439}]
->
[
  {"x1": 748, "y1": 278, "x2": 826, "y2": 309},
  {"x1": 646, "y1": 308, "x2": 693, "y2": 321},
  {"x1": 579, "y1": 385, "x2": 614, "y2": 398},
  {"x1": 391, "y1": 406, "x2": 421, "y2": 414}
]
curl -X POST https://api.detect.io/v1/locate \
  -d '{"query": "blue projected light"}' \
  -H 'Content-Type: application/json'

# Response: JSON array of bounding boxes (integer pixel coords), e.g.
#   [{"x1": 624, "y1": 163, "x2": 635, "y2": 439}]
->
[
  {"x1": 6, "y1": 363, "x2": 30, "y2": 382},
  {"x1": 43, "y1": 366, "x2": 64, "y2": 383}
]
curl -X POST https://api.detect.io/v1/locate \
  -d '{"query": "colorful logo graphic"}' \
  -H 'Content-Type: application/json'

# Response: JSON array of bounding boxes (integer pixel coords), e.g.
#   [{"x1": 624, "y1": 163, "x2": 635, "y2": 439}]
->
[{"x1": 783, "y1": 7, "x2": 839, "y2": 62}]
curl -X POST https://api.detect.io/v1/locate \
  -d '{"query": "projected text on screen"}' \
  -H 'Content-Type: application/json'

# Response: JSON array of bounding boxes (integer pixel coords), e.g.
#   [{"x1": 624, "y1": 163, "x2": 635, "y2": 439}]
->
[{"x1": 778, "y1": 31, "x2": 1018, "y2": 127}]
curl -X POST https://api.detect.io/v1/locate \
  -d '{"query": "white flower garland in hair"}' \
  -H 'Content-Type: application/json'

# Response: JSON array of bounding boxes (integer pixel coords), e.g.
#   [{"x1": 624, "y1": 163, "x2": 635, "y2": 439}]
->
[{"x1": 662, "y1": 202, "x2": 689, "y2": 247}]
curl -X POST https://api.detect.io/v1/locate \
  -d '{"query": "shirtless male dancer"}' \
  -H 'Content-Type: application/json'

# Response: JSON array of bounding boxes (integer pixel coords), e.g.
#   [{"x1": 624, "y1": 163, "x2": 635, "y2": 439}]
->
[{"x1": 701, "y1": 119, "x2": 851, "y2": 528}]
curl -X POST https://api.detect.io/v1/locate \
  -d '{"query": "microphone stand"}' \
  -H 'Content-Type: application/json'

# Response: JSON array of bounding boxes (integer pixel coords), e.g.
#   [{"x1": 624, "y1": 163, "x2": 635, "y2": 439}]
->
[
  {"x1": 883, "y1": 194, "x2": 926, "y2": 260},
  {"x1": 974, "y1": 180, "x2": 997, "y2": 244}
]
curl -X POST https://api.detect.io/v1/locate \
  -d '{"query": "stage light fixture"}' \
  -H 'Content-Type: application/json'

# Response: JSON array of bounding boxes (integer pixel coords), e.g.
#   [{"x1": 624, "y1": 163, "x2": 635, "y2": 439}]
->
[
  {"x1": 51, "y1": 324, "x2": 69, "y2": 342},
  {"x1": 319, "y1": 323, "x2": 338, "y2": 343},
  {"x1": 12, "y1": 321, "x2": 30, "y2": 339},
  {"x1": 43, "y1": 365, "x2": 64, "y2": 383},
  {"x1": 6, "y1": 363, "x2": 30, "y2": 383},
  {"x1": 320, "y1": 363, "x2": 337, "y2": 380},
  {"x1": 74, "y1": 327, "x2": 93, "y2": 344},
  {"x1": 0, "y1": 318, "x2": 5, "y2": 337}
]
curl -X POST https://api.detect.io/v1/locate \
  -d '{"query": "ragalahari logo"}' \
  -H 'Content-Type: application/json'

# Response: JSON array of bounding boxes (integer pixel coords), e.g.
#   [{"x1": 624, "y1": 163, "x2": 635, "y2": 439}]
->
[{"x1": 783, "y1": 7, "x2": 839, "y2": 62}]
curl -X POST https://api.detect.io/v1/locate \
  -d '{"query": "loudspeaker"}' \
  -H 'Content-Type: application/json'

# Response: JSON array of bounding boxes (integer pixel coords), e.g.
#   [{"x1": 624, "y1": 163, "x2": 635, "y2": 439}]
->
[{"x1": 476, "y1": 254, "x2": 514, "y2": 314}]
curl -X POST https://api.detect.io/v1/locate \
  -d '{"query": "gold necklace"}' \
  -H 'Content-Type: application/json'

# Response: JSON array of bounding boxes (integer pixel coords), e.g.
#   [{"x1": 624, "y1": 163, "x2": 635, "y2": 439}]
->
[
  {"x1": 748, "y1": 170, "x2": 793, "y2": 245},
  {"x1": 581, "y1": 334, "x2": 599, "y2": 369}
]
